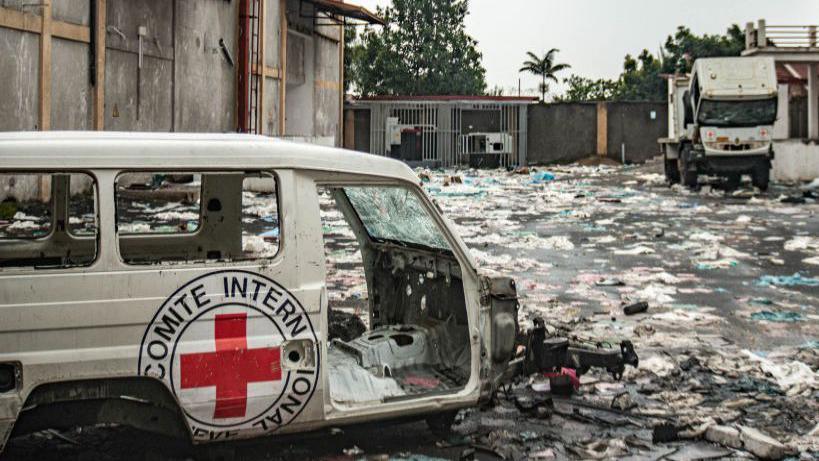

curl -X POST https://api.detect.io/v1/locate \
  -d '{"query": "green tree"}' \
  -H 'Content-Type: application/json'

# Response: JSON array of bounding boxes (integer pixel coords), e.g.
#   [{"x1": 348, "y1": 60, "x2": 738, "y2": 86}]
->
[
  {"x1": 519, "y1": 49, "x2": 570, "y2": 101},
  {"x1": 661, "y1": 25, "x2": 745, "y2": 74},
  {"x1": 615, "y1": 25, "x2": 745, "y2": 101},
  {"x1": 343, "y1": 25, "x2": 361, "y2": 93},
  {"x1": 616, "y1": 49, "x2": 665, "y2": 101},
  {"x1": 559, "y1": 75, "x2": 620, "y2": 102},
  {"x1": 557, "y1": 25, "x2": 746, "y2": 102},
  {"x1": 350, "y1": 0, "x2": 487, "y2": 96}
]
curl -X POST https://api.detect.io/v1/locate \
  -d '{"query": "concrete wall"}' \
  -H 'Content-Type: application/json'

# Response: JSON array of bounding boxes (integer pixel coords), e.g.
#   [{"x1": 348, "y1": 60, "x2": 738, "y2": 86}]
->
[
  {"x1": 773, "y1": 84, "x2": 790, "y2": 140},
  {"x1": 282, "y1": 0, "x2": 342, "y2": 144},
  {"x1": 285, "y1": 31, "x2": 314, "y2": 137},
  {"x1": 105, "y1": 0, "x2": 175, "y2": 131},
  {"x1": 174, "y1": 0, "x2": 237, "y2": 132},
  {"x1": 0, "y1": 0, "x2": 341, "y2": 142},
  {"x1": 605, "y1": 102, "x2": 667, "y2": 163},
  {"x1": 773, "y1": 139, "x2": 819, "y2": 182},
  {"x1": 1, "y1": 0, "x2": 344, "y2": 200},
  {"x1": 51, "y1": 38, "x2": 92, "y2": 130},
  {"x1": 527, "y1": 101, "x2": 667, "y2": 165},
  {"x1": 261, "y1": 0, "x2": 281, "y2": 136},
  {"x1": 313, "y1": 34, "x2": 340, "y2": 140},
  {"x1": 0, "y1": 27, "x2": 39, "y2": 130},
  {"x1": 527, "y1": 103, "x2": 597, "y2": 164}
]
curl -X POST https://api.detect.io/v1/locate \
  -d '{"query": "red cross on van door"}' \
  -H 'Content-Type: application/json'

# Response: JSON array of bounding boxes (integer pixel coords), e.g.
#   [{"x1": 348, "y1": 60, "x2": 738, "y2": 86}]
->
[{"x1": 180, "y1": 312, "x2": 282, "y2": 419}]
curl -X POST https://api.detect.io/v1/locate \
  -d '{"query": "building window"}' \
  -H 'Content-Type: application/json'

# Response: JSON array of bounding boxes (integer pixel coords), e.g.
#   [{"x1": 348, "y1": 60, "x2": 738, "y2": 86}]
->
[{"x1": 0, "y1": 172, "x2": 98, "y2": 269}]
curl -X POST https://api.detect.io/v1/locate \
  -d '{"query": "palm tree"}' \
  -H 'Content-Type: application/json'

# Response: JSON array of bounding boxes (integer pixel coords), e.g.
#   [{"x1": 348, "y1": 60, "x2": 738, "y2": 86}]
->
[{"x1": 519, "y1": 49, "x2": 571, "y2": 102}]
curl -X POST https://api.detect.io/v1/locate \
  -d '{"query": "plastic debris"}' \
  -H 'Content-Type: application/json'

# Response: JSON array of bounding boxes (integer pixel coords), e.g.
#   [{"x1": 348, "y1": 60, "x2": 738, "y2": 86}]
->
[
  {"x1": 623, "y1": 301, "x2": 649, "y2": 315},
  {"x1": 543, "y1": 367, "x2": 580, "y2": 395},
  {"x1": 343, "y1": 445, "x2": 364, "y2": 456},
  {"x1": 610, "y1": 391, "x2": 636, "y2": 411},
  {"x1": 750, "y1": 310, "x2": 803, "y2": 323},
  {"x1": 529, "y1": 171, "x2": 556, "y2": 184},
  {"x1": 756, "y1": 273, "x2": 819, "y2": 287}
]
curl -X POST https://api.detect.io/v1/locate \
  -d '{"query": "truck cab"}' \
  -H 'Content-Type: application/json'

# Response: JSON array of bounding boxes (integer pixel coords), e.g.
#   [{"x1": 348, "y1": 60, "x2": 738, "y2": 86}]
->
[
  {"x1": 661, "y1": 57, "x2": 778, "y2": 190},
  {"x1": 0, "y1": 132, "x2": 518, "y2": 451}
]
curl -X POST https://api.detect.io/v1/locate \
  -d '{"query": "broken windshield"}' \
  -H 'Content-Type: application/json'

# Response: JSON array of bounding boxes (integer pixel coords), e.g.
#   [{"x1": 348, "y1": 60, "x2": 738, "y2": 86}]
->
[
  {"x1": 343, "y1": 186, "x2": 452, "y2": 251},
  {"x1": 697, "y1": 98, "x2": 777, "y2": 127}
]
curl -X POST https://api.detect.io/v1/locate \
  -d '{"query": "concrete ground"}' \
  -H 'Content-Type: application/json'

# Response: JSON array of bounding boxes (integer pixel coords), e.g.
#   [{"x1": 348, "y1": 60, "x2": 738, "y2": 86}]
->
[{"x1": 2, "y1": 159, "x2": 817, "y2": 460}]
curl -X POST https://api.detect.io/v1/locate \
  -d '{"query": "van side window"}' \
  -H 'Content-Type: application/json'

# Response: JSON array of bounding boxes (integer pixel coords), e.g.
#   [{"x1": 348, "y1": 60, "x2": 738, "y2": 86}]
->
[
  {"x1": 116, "y1": 171, "x2": 279, "y2": 265},
  {"x1": 0, "y1": 172, "x2": 98, "y2": 269}
]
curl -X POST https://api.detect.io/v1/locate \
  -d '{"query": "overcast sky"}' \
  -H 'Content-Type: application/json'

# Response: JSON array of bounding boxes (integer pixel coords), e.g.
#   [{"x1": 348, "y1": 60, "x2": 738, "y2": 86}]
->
[{"x1": 353, "y1": 0, "x2": 818, "y2": 96}]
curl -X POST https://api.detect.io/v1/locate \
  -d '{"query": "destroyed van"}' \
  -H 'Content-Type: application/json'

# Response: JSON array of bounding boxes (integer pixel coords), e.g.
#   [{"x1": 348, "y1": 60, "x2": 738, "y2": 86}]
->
[{"x1": 0, "y1": 132, "x2": 521, "y2": 450}]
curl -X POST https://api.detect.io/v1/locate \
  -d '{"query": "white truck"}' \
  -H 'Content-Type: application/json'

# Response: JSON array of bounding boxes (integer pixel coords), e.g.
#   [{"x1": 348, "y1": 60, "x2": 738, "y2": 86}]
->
[{"x1": 659, "y1": 57, "x2": 778, "y2": 190}]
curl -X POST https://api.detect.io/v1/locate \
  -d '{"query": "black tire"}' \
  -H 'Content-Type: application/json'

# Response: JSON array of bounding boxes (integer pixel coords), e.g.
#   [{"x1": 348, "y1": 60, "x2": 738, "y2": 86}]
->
[
  {"x1": 665, "y1": 159, "x2": 680, "y2": 184},
  {"x1": 425, "y1": 410, "x2": 458, "y2": 437},
  {"x1": 752, "y1": 162, "x2": 770, "y2": 191},
  {"x1": 679, "y1": 145, "x2": 698, "y2": 189},
  {"x1": 725, "y1": 173, "x2": 741, "y2": 191}
]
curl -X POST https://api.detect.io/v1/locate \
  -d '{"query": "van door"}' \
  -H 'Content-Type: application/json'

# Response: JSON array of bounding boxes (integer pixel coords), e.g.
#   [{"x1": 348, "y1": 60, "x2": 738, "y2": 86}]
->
[
  {"x1": 312, "y1": 178, "x2": 479, "y2": 417},
  {"x1": 119, "y1": 170, "x2": 323, "y2": 441}
]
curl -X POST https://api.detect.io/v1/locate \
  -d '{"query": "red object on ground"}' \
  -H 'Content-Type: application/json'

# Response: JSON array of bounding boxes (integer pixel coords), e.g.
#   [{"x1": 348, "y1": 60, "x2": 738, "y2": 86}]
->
[
  {"x1": 402, "y1": 375, "x2": 441, "y2": 389},
  {"x1": 543, "y1": 367, "x2": 580, "y2": 390}
]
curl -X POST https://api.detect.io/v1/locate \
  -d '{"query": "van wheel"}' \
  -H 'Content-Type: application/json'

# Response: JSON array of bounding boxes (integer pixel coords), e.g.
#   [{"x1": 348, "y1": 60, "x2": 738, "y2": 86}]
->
[
  {"x1": 426, "y1": 410, "x2": 458, "y2": 437},
  {"x1": 665, "y1": 159, "x2": 680, "y2": 184},
  {"x1": 752, "y1": 162, "x2": 770, "y2": 191}
]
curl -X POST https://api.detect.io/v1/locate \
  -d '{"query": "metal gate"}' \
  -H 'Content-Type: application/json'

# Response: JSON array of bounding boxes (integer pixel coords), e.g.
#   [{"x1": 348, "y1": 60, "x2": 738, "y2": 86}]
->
[{"x1": 363, "y1": 100, "x2": 530, "y2": 168}]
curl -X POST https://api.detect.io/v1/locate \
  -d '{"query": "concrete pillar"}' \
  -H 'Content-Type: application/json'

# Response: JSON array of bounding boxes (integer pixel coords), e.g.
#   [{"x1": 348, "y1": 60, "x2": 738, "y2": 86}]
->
[
  {"x1": 745, "y1": 22, "x2": 755, "y2": 50},
  {"x1": 757, "y1": 19, "x2": 766, "y2": 48},
  {"x1": 596, "y1": 102, "x2": 607, "y2": 156},
  {"x1": 809, "y1": 63, "x2": 818, "y2": 139},
  {"x1": 773, "y1": 83, "x2": 789, "y2": 140},
  {"x1": 343, "y1": 109, "x2": 355, "y2": 149}
]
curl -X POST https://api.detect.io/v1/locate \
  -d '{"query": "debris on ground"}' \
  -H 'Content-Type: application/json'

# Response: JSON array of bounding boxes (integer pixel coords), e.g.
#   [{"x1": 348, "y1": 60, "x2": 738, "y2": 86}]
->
[{"x1": 623, "y1": 301, "x2": 649, "y2": 315}]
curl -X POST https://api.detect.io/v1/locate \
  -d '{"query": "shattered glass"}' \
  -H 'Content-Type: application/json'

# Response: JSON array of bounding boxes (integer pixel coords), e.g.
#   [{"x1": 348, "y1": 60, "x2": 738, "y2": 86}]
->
[{"x1": 344, "y1": 186, "x2": 451, "y2": 251}]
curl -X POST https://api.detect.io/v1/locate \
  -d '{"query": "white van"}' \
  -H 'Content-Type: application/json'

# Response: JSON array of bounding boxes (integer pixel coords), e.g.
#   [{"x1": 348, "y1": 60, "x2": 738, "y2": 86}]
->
[{"x1": 0, "y1": 132, "x2": 520, "y2": 449}]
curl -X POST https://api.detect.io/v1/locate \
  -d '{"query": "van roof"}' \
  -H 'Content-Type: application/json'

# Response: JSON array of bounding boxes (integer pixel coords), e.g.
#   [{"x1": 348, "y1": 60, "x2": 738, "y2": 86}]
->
[{"x1": 0, "y1": 131, "x2": 418, "y2": 182}]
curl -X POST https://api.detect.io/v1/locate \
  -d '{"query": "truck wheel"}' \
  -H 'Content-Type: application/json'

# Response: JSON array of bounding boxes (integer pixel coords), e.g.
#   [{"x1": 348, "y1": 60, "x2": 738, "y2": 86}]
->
[
  {"x1": 725, "y1": 174, "x2": 741, "y2": 190},
  {"x1": 665, "y1": 159, "x2": 680, "y2": 184},
  {"x1": 752, "y1": 162, "x2": 770, "y2": 191},
  {"x1": 678, "y1": 158, "x2": 698, "y2": 189},
  {"x1": 678, "y1": 145, "x2": 698, "y2": 189}
]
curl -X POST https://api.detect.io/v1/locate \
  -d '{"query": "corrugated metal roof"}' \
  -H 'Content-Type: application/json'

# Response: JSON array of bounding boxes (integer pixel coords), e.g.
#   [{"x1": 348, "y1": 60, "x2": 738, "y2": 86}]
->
[
  {"x1": 353, "y1": 95, "x2": 539, "y2": 103},
  {"x1": 308, "y1": 0, "x2": 384, "y2": 25}
]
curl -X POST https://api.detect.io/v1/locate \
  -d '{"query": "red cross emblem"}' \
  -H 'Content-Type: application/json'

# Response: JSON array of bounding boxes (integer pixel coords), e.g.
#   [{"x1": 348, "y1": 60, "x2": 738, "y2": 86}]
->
[{"x1": 180, "y1": 312, "x2": 281, "y2": 419}]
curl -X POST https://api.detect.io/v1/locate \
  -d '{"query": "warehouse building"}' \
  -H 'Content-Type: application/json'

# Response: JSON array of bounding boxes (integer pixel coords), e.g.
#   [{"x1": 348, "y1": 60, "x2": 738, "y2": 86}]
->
[{"x1": 0, "y1": 0, "x2": 381, "y2": 144}]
